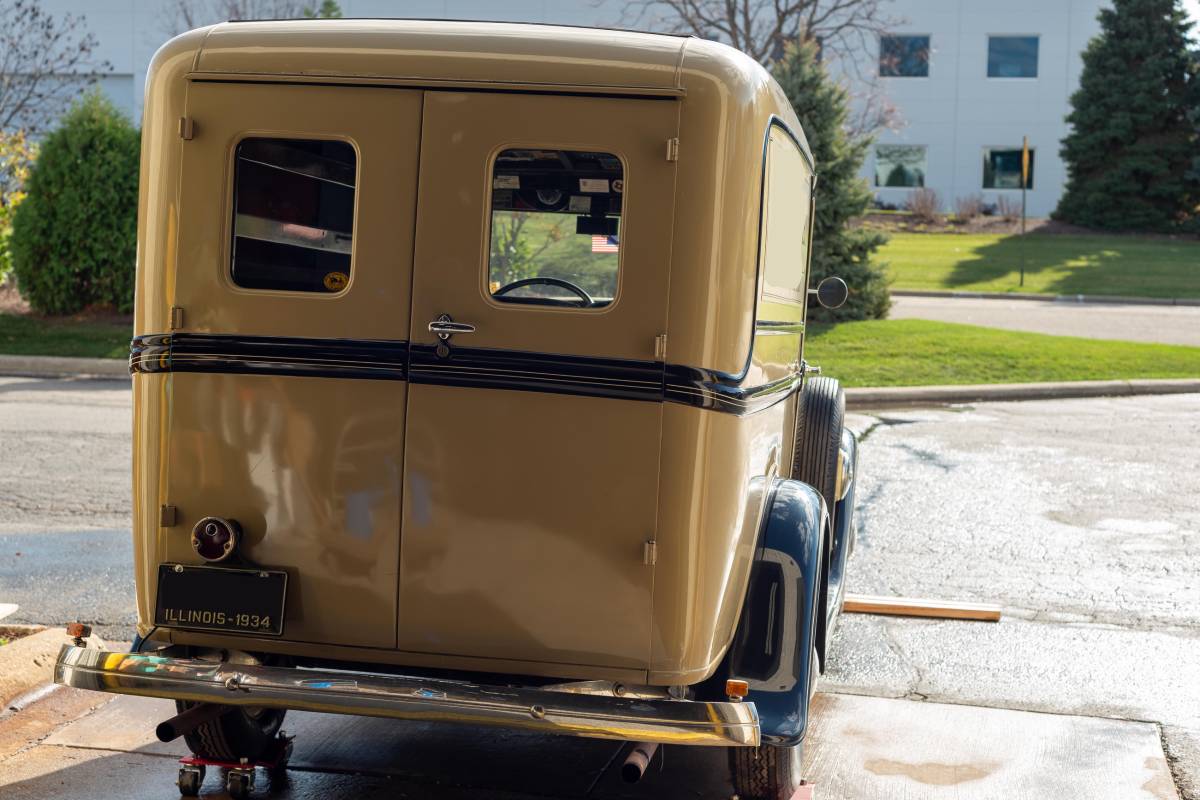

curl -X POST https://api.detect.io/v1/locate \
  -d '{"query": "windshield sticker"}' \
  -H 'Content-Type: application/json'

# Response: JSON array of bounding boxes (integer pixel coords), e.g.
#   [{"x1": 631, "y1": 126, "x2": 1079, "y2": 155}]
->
[
  {"x1": 579, "y1": 178, "x2": 609, "y2": 193},
  {"x1": 493, "y1": 175, "x2": 520, "y2": 189}
]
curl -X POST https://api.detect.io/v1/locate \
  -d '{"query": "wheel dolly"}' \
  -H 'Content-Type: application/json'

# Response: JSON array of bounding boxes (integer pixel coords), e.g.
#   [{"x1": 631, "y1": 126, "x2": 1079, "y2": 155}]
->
[{"x1": 175, "y1": 732, "x2": 293, "y2": 798}]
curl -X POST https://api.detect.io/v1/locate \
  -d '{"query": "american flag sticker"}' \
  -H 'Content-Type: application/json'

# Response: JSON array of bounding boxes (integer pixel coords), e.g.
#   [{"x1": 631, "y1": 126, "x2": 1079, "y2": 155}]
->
[{"x1": 591, "y1": 235, "x2": 619, "y2": 253}]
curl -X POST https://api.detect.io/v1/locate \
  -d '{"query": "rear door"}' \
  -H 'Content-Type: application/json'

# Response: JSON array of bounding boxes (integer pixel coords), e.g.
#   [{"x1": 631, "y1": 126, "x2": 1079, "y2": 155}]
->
[
  {"x1": 164, "y1": 83, "x2": 421, "y2": 648},
  {"x1": 398, "y1": 91, "x2": 679, "y2": 671}
]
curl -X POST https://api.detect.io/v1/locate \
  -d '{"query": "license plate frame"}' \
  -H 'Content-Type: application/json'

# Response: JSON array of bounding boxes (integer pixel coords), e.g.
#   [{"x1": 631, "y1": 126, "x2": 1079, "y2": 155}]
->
[{"x1": 155, "y1": 563, "x2": 287, "y2": 636}]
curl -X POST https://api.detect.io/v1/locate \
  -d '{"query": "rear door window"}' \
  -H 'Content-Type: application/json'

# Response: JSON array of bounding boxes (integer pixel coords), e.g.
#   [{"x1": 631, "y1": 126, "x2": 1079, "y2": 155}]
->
[
  {"x1": 487, "y1": 148, "x2": 623, "y2": 309},
  {"x1": 231, "y1": 137, "x2": 357, "y2": 293}
]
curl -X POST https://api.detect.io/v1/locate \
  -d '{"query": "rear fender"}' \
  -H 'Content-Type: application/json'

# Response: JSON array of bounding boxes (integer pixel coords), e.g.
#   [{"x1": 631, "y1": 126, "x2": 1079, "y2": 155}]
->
[{"x1": 723, "y1": 478, "x2": 826, "y2": 746}]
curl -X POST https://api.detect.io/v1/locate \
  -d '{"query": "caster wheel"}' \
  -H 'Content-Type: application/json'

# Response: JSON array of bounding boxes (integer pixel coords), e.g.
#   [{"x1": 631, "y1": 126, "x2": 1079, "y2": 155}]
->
[
  {"x1": 226, "y1": 769, "x2": 254, "y2": 799},
  {"x1": 177, "y1": 764, "x2": 205, "y2": 796}
]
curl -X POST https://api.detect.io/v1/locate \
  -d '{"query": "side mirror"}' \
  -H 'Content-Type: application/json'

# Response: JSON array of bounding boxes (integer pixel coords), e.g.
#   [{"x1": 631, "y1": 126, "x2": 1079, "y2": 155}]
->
[{"x1": 810, "y1": 276, "x2": 849, "y2": 309}]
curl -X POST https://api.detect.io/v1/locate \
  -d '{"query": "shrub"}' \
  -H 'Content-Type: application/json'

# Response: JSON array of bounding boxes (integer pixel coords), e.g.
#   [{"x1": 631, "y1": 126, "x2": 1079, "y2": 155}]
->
[
  {"x1": 906, "y1": 188, "x2": 941, "y2": 222},
  {"x1": 10, "y1": 90, "x2": 140, "y2": 314},
  {"x1": 0, "y1": 130, "x2": 37, "y2": 284},
  {"x1": 773, "y1": 40, "x2": 890, "y2": 322},
  {"x1": 954, "y1": 193, "x2": 985, "y2": 220},
  {"x1": 997, "y1": 195, "x2": 1022, "y2": 222}
]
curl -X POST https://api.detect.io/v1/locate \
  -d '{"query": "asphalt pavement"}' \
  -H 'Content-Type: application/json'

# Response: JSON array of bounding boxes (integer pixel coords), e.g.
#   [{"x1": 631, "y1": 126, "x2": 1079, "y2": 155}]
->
[
  {"x1": 0, "y1": 376, "x2": 1196, "y2": 798},
  {"x1": 890, "y1": 295, "x2": 1200, "y2": 346}
]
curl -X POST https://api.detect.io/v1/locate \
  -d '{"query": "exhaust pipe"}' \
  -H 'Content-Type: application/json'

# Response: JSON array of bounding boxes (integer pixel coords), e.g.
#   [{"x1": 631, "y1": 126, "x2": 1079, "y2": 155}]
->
[
  {"x1": 621, "y1": 741, "x2": 660, "y2": 783},
  {"x1": 155, "y1": 703, "x2": 231, "y2": 742}
]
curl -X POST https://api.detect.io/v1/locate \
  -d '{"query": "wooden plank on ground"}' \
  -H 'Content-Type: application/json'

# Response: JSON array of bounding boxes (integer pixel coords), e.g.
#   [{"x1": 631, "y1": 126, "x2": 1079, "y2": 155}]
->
[{"x1": 844, "y1": 593, "x2": 1001, "y2": 622}]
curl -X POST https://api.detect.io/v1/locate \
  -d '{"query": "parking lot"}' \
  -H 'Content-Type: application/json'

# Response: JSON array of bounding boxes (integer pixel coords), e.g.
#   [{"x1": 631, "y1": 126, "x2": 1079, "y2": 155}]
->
[{"x1": 0, "y1": 377, "x2": 1196, "y2": 799}]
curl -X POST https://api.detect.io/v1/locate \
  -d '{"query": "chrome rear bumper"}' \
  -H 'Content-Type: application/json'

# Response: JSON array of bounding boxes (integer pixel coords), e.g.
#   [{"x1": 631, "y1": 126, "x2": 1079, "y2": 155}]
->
[{"x1": 54, "y1": 645, "x2": 759, "y2": 747}]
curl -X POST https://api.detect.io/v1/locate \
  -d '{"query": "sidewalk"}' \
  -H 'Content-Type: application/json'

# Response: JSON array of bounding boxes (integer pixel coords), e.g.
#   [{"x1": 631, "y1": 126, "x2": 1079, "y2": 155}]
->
[{"x1": 890, "y1": 294, "x2": 1200, "y2": 347}]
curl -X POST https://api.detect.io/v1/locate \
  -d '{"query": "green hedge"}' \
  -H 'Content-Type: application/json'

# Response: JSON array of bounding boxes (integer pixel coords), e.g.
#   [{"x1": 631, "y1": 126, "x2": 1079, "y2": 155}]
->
[{"x1": 11, "y1": 90, "x2": 140, "y2": 314}]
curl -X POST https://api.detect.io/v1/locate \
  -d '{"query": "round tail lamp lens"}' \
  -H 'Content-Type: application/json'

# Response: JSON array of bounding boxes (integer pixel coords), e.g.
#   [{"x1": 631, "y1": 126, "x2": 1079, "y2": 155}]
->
[{"x1": 191, "y1": 516, "x2": 241, "y2": 562}]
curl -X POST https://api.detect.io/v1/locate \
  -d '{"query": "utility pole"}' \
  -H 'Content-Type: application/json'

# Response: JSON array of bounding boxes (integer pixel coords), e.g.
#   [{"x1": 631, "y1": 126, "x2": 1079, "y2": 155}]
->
[{"x1": 1020, "y1": 136, "x2": 1029, "y2": 288}]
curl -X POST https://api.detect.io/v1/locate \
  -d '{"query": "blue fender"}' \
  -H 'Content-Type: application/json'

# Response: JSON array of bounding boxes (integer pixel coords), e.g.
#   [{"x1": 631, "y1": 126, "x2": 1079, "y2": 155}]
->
[{"x1": 721, "y1": 478, "x2": 827, "y2": 746}]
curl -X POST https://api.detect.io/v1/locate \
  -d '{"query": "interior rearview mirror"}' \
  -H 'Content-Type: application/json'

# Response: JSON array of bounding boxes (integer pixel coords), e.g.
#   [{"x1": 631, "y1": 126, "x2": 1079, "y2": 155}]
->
[{"x1": 812, "y1": 276, "x2": 849, "y2": 310}]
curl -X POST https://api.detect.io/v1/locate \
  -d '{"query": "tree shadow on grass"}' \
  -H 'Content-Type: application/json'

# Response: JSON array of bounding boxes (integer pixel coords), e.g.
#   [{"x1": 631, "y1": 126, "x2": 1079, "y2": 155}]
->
[{"x1": 944, "y1": 234, "x2": 1200, "y2": 298}]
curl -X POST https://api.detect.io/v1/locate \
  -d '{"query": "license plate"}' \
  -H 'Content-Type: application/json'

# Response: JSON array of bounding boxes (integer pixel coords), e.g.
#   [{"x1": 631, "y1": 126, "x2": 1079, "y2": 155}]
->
[{"x1": 155, "y1": 564, "x2": 287, "y2": 636}]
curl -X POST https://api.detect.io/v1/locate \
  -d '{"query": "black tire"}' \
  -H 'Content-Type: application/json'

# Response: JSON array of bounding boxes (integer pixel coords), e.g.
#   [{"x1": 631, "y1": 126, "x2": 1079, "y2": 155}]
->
[
  {"x1": 792, "y1": 376, "x2": 845, "y2": 525},
  {"x1": 175, "y1": 700, "x2": 285, "y2": 762},
  {"x1": 729, "y1": 741, "x2": 803, "y2": 800}
]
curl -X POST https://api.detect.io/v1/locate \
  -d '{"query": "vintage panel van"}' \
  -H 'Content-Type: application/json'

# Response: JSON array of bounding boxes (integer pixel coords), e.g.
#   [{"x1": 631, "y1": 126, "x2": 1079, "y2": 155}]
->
[{"x1": 54, "y1": 19, "x2": 859, "y2": 800}]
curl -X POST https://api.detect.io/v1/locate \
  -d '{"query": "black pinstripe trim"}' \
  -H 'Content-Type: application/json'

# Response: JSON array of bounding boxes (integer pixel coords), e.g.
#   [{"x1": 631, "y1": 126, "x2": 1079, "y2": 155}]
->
[{"x1": 131, "y1": 334, "x2": 799, "y2": 416}]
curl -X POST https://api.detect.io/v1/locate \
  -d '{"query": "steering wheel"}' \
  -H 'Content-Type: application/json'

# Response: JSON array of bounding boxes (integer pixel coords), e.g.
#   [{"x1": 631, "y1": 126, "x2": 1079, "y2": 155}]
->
[{"x1": 493, "y1": 277, "x2": 595, "y2": 307}]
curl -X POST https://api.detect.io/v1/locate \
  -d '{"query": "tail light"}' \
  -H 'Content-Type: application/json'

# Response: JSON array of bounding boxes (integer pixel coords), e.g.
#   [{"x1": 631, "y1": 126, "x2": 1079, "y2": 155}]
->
[{"x1": 191, "y1": 516, "x2": 241, "y2": 563}]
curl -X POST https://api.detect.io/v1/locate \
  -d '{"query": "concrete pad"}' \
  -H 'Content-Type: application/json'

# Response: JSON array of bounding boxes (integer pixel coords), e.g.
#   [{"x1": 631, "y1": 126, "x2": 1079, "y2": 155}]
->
[
  {"x1": 0, "y1": 604, "x2": 17, "y2": 622},
  {"x1": 805, "y1": 693, "x2": 1178, "y2": 800},
  {"x1": 43, "y1": 695, "x2": 183, "y2": 758},
  {"x1": 0, "y1": 687, "x2": 112, "y2": 762}
]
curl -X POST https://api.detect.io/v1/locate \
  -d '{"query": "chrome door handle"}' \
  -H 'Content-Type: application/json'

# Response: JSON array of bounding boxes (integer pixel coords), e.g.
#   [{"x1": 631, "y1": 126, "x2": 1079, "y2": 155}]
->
[{"x1": 428, "y1": 314, "x2": 476, "y2": 341}]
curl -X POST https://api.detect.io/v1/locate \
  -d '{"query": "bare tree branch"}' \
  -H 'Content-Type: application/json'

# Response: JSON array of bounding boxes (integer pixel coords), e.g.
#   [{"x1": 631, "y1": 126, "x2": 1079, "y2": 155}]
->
[
  {"x1": 158, "y1": 0, "x2": 316, "y2": 37},
  {"x1": 0, "y1": 0, "x2": 110, "y2": 134},
  {"x1": 615, "y1": 0, "x2": 903, "y2": 133}
]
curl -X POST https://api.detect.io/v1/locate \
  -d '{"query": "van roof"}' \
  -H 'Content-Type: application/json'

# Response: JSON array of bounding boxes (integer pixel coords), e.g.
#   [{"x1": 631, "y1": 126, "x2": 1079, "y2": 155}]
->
[{"x1": 191, "y1": 18, "x2": 732, "y2": 96}]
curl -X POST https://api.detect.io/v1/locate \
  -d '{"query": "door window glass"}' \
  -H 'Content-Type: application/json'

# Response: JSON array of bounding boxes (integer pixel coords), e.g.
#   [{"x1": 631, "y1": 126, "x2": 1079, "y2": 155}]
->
[
  {"x1": 488, "y1": 148, "x2": 623, "y2": 309},
  {"x1": 231, "y1": 137, "x2": 357, "y2": 293},
  {"x1": 760, "y1": 130, "x2": 812, "y2": 303}
]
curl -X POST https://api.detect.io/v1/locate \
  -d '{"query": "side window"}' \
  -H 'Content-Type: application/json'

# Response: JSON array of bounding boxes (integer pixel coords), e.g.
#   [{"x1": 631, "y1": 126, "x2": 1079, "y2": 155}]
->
[
  {"x1": 231, "y1": 137, "x2": 357, "y2": 293},
  {"x1": 487, "y1": 148, "x2": 623, "y2": 309},
  {"x1": 760, "y1": 130, "x2": 813, "y2": 304}
]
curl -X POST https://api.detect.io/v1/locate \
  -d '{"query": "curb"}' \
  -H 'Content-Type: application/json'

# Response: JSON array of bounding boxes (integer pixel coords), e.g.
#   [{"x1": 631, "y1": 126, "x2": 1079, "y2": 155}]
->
[
  {"x1": 0, "y1": 628, "x2": 104, "y2": 708},
  {"x1": 846, "y1": 378, "x2": 1200, "y2": 409},
  {"x1": 0, "y1": 355, "x2": 128, "y2": 380},
  {"x1": 891, "y1": 289, "x2": 1200, "y2": 307}
]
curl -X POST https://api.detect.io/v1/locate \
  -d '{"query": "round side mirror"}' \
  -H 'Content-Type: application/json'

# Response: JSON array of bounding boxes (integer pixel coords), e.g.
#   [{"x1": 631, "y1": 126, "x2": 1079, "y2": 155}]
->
[{"x1": 815, "y1": 276, "x2": 849, "y2": 309}]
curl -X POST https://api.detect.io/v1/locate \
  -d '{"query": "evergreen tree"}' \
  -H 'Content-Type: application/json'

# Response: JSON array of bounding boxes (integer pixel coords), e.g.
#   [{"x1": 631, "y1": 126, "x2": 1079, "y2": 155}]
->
[
  {"x1": 773, "y1": 40, "x2": 889, "y2": 321},
  {"x1": 1054, "y1": 0, "x2": 1199, "y2": 231}
]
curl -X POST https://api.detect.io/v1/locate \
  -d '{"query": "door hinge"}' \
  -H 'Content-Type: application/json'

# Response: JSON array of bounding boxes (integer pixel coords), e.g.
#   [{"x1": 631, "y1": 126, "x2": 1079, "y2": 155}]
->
[
  {"x1": 653, "y1": 334, "x2": 668, "y2": 360},
  {"x1": 643, "y1": 539, "x2": 658, "y2": 566},
  {"x1": 160, "y1": 504, "x2": 178, "y2": 527},
  {"x1": 665, "y1": 137, "x2": 679, "y2": 162},
  {"x1": 169, "y1": 306, "x2": 185, "y2": 330},
  {"x1": 178, "y1": 117, "x2": 195, "y2": 141}
]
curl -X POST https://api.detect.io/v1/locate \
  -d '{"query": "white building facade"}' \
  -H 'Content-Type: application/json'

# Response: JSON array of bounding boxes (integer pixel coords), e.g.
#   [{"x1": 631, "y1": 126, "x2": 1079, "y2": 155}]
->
[
  {"x1": 837, "y1": 0, "x2": 1107, "y2": 217},
  {"x1": 31, "y1": 0, "x2": 1105, "y2": 218}
]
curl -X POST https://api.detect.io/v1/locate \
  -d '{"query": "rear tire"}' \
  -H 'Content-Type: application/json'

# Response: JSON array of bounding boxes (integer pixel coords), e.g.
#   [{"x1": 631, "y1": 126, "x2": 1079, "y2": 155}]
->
[
  {"x1": 792, "y1": 376, "x2": 845, "y2": 522},
  {"x1": 176, "y1": 700, "x2": 285, "y2": 762},
  {"x1": 729, "y1": 741, "x2": 803, "y2": 800}
]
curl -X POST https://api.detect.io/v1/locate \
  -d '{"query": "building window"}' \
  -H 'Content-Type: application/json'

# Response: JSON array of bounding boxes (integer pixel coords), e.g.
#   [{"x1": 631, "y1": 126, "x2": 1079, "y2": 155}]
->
[
  {"x1": 875, "y1": 145, "x2": 927, "y2": 188},
  {"x1": 982, "y1": 147, "x2": 1034, "y2": 189},
  {"x1": 879, "y1": 35, "x2": 930, "y2": 77},
  {"x1": 987, "y1": 36, "x2": 1039, "y2": 78},
  {"x1": 231, "y1": 137, "x2": 357, "y2": 293},
  {"x1": 487, "y1": 149, "x2": 623, "y2": 309}
]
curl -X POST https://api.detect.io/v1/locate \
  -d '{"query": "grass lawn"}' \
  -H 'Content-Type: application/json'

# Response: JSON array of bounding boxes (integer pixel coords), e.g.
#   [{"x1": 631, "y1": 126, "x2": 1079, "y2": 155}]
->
[
  {"x1": 881, "y1": 233, "x2": 1200, "y2": 299},
  {"x1": 0, "y1": 313, "x2": 129, "y2": 359},
  {"x1": 805, "y1": 319, "x2": 1200, "y2": 388}
]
